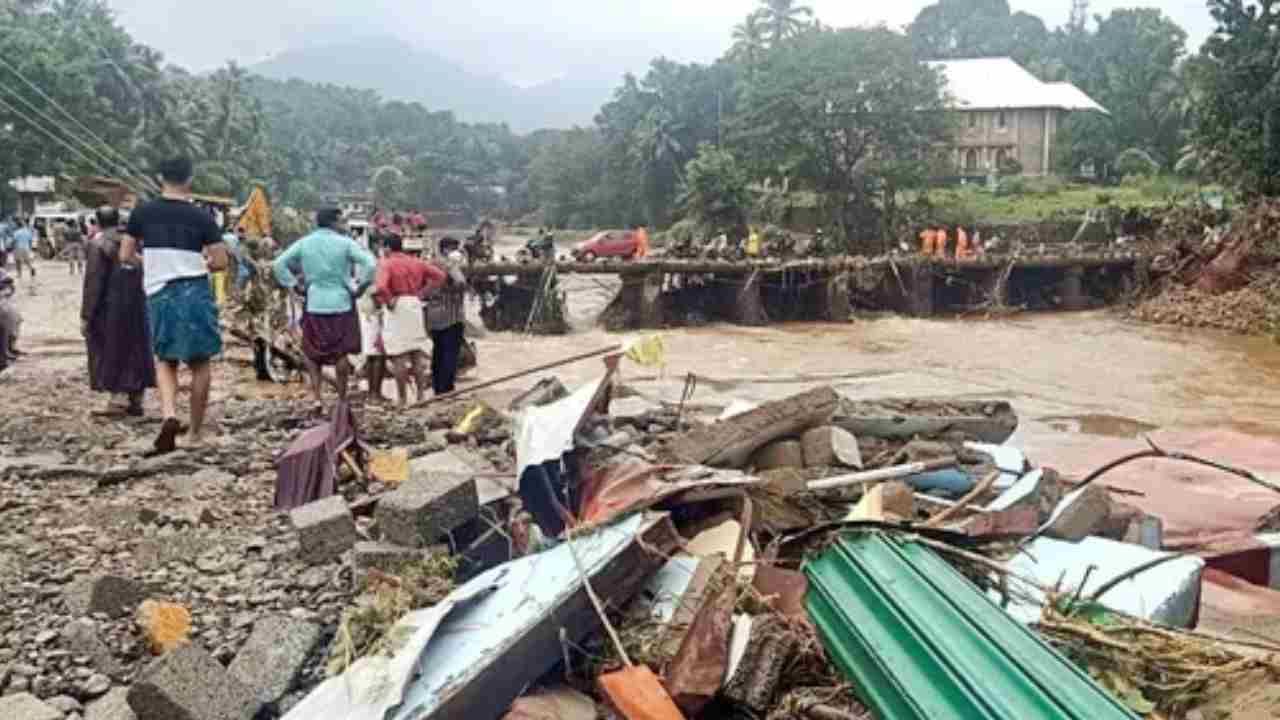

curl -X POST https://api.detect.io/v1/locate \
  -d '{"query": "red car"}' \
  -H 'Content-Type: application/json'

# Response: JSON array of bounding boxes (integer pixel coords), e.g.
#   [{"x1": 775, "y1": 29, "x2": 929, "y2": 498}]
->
[{"x1": 573, "y1": 230, "x2": 639, "y2": 261}]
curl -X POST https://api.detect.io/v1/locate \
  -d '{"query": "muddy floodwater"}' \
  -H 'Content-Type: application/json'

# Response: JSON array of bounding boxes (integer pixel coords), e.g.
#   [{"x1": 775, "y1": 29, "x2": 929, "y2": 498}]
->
[
  {"x1": 481, "y1": 308, "x2": 1279, "y2": 444},
  {"x1": 13, "y1": 259, "x2": 1280, "y2": 458}
]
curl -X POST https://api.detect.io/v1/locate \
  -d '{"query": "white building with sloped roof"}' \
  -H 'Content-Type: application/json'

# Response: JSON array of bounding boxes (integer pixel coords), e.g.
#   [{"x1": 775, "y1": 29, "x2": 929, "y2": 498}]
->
[{"x1": 929, "y1": 57, "x2": 1108, "y2": 177}]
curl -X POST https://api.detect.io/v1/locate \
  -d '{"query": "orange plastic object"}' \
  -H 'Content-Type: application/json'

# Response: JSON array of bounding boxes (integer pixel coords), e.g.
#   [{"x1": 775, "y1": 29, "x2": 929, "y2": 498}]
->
[{"x1": 598, "y1": 665, "x2": 687, "y2": 720}]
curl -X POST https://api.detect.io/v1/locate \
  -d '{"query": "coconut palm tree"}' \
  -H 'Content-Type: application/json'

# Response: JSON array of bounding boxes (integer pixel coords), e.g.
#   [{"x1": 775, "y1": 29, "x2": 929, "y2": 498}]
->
[
  {"x1": 757, "y1": 0, "x2": 813, "y2": 46},
  {"x1": 731, "y1": 11, "x2": 769, "y2": 65}
]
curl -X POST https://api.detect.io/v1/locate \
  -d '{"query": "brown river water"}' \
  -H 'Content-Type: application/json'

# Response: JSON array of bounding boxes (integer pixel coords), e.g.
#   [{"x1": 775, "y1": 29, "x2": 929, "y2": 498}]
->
[{"x1": 13, "y1": 258, "x2": 1279, "y2": 456}]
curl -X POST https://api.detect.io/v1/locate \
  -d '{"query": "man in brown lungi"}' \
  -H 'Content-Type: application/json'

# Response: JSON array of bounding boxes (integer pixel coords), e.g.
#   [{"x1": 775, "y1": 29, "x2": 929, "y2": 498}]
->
[
  {"x1": 272, "y1": 208, "x2": 377, "y2": 409},
  {"x1": 81, "y1": 206, "x2": 155, "y2": 416}
]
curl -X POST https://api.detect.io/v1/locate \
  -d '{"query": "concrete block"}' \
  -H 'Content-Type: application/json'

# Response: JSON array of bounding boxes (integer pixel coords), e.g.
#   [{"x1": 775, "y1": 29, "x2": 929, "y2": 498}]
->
[
  {"x1": 1045, "y1": 483, "x2": 1113, "y2": 542},
  {"x1": 665, "y1": 386, "x2": 839, "y2": 468},
  {"x1": 127, "y1": 644, "x2": 255, "y2": 720},
  {"x1": 64, "y1": 574, "x2": 144, "y2": 618},
  {"x1": 62, "y1": 618, "x2": 125, "y2": 676},
  {"x1": 289, "y1": 495, "x2": 358, "y2": 564},
  {"x1": 227, "y1": 616, "x2": 322, "y2": 711},
  {"x1": 801, "y1": 426, "x2": 863, "y2": 469},
  {"x1": 750, "y1": 440, "x2": 804, "y2": 471},
  {"x1": 85, "y1": 688, "x2": 137, "y2": 720},
  {"x1": 0, "y1": 692, "x2": 62, "y2": 720},
  {"x1": 351, "y1": 541, "x2": 434, "y2": 575},
  {"x1": 376, "y1": 472, "x2": 478, "y2": 547}
]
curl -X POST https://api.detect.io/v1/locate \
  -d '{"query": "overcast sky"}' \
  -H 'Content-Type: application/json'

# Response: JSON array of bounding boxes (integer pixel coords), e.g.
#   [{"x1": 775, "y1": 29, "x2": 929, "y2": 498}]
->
[{"x1": 105, "y1": 0, "x2": 1216, "y2": 86}]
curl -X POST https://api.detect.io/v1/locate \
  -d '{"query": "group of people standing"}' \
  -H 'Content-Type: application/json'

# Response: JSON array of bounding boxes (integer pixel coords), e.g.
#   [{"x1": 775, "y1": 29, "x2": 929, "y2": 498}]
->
[
  {"x1": 74, "y1": 154, "x2": 470, "y2": 456},
  {"x1": 272, "y1": 208, "x2": 469, "y2": 411},
  {"x1": 919, "y1": 225, "x2": 984, "y2": 260}
]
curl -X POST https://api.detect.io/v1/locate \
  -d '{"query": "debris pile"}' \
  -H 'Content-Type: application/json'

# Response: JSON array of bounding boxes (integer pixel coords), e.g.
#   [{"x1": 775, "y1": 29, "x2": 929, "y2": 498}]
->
[
  {"x1": 1131, "y1": 273, "x2": 1280, "y2": 334},
  {"x1": 5, "y1": 348, "x2": 1280, "y2": 720},
  {"x1": 1131, "y1": 198, "x2": 1280, "y2": 335}
]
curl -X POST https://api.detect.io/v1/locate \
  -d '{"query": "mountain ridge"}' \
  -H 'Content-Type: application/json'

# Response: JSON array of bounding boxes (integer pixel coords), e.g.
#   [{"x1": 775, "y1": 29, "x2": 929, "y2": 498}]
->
[{"x1": 248, "y1": 35, "x2": 614, "y2": 132}]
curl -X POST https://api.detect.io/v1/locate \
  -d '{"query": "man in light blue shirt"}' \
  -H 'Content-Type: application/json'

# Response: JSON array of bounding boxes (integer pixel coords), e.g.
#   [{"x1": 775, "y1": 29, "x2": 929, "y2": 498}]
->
[
  {"x1": 11, "y1": 219, "x2": 36, "y2": 288},
  {"x1": 273, "y1": 208, "x2": 376, "y2": 407}
]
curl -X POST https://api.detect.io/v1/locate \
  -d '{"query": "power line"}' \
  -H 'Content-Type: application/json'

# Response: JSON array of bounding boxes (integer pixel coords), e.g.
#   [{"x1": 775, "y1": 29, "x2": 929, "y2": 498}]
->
[
  {"x1": 0, "y1": 93, "x2": 146, "y2": 196},
  {"x1": 0, "y1": 55, "x2": 160, "y2": 193},
  {"x1": 0, "y1": 79, "x2": 153, "y2": 193}
]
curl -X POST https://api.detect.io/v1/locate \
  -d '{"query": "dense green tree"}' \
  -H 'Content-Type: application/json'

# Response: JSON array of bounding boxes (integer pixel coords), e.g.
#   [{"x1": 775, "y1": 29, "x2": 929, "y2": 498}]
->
[
  {"x1": 595, "y1": 59, "x2": 738, "y2": 227},
  {"x1": 1189, "y1": 0, "x2": 1280, "y2": 195},
  {"x1": 907, "y1": 0, "x2": 1049, "y2": 68},
  {"x1": 528, "y1": 128, "x2": 616, "y2": 227},
  {"x1": 736, "y1": 27, "x2": 950, "y2": 246},
  {"x1": 1065, "y1": 9, "x2": 1188, "y2": 172},
  {"x1": 680, "y1": 144, "x2": 750, "y2": 235}
]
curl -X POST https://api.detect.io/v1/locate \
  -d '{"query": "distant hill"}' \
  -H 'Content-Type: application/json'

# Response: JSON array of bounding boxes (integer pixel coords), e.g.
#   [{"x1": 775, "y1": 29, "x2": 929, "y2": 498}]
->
[{"x1": 249, "y1": 36, "x2": 614, "y2": 132}]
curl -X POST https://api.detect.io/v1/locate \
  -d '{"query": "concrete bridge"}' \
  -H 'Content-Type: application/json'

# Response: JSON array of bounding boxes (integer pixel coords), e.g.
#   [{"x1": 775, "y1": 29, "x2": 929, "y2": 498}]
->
[{"x1": 461, "y1": 253, "x2": 1148, "y2": 329}]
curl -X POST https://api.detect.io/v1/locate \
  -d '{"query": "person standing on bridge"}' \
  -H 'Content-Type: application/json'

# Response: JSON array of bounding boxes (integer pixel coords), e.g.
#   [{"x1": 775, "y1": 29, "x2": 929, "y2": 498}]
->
[
  {"x1": 374, "y1": 234, "x2": 446, "y2": 407},
  {"x1": 273, "y1": 208, "x2": 377, "y2": 410},
  {"x1": 634, "y1": 224, "x2": 651, "y2": 259},
  {"x1": 82, "y1": 206, "x2": 155, "y2": 417},
  {"x1": 121, "y1": 156, "x2": 231, "y2": 453}
]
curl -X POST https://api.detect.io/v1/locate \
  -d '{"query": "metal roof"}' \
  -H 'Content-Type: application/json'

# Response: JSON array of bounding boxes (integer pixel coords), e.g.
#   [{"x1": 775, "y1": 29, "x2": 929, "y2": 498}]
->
[
  {"x1": 929, "y1": 58, "x2": 1109, "y2": 114},
  {"x1": 805, "y1": 532, "x2": 1138, "y2": 720}
]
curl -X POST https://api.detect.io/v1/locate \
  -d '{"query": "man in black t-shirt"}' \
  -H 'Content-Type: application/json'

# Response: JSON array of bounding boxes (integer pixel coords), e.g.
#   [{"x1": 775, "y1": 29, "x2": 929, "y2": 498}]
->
[{"x1": 122, "y1": 157, "x2": 230, "y2": 454}]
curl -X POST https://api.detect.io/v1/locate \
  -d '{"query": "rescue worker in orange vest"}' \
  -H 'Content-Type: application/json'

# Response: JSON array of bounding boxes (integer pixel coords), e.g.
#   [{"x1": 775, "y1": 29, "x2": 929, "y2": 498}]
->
[
  {"x1": 919, "y1": 226, "x2": 935, "y2": 256},
  {"x1": 634, "y1": 224, "x2": 650, "y2": 259},
  {"x1": 956, "y1": 225, "x2": 974, "y2": 260},
  {"x1": 934, "y1": 224, "x2": 949, "y2": 259}
]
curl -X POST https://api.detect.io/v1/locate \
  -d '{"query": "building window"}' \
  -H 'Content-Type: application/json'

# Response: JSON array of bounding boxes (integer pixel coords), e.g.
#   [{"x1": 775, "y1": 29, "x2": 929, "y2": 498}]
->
[
  {"x1": 997, "y1": 111, "x2": 1008, "y2": 129},
  {"x1": 968, "y1": 112, "x2": 978, "y2": 129},
  {"x1": 964, "y1": 149, "x2": 979, "y2": 172},
  {"x1": 996, "y1": 148, "x2": 1008, "y2": 168}
]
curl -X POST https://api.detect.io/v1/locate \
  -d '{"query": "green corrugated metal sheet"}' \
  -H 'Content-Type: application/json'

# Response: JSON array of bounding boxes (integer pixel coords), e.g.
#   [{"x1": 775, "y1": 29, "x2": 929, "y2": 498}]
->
[{"x1": 805, "y1": 532, "x2": 1137, "y2": 720}]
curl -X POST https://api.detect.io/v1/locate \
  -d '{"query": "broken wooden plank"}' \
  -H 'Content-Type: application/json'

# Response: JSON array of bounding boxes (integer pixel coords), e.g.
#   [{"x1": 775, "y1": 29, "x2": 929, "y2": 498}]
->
[{"x1": 665, "y1": 387, "x2": 839, "y2": 468}]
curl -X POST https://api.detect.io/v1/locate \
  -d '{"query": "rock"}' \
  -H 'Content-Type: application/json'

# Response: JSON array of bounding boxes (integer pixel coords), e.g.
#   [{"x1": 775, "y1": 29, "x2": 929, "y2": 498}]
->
[
  {"x1": 127, "y1": 644, "x2": 255, "y2": 720},
  {"x1": 165, "y1": 470, "x2": 229, "y2": 498},
  {"x1": 801, "y1": 425, "x2": 862, "y2": 469},
  {"x1": 295, "y1": 566, "x2": 330, "y2": 591},
  {"x1": 750, "y1": 440, "x2": 804, "y2": 472},
  {"x1": 61, "y1": 619, "x2": 123, "y2": 676},
  {"x1": 49, "y1": 694, "x2": 85, "y2": 714},
  {"x1": 135, "y1": 600, "x2": 192, "y2": 655},
  {"x1": 350, "y1": 541, "x2": 434, "y2": 575},
  {"x1": 375, "y1": 472, "x2": 478, "y2": 548},
  {"x1": 64, "y1": 575, "x2": 144, "y2": 618},
  {"x1": 227, "y1": 616, "x2": 322, "y2": 712},
  {"x1": 84, "y1": 688, "x2": 136, "y2": 720},
  {"x1": 81, "y1": 672, "x2": 112, "y2": 697},
  {"x1": 421, "y1": 430, "x2": 449, "y2": 454},
  {"x1": 0, "y1": 692, "x2": 62, "y2": 720},
  {"x1": 1045, "y1": 483, "x2": 1114, "y2": 542},
  {"x1": 289, "y1": 495, "x2": 358, "y2": 564}
]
